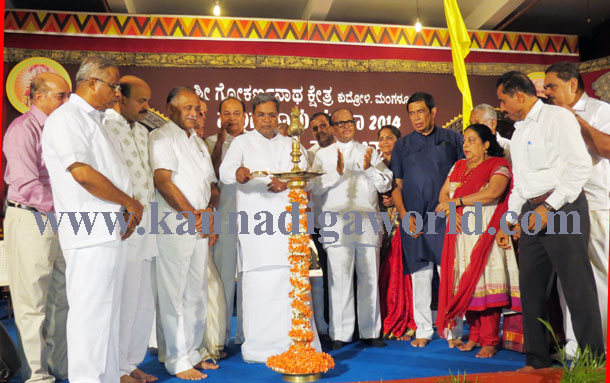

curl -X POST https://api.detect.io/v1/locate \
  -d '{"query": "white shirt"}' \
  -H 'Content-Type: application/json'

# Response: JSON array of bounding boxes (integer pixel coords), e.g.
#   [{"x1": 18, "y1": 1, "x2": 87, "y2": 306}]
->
[
  {"x1": 104, "y1": 109, "x2": 158, "y2": 260},
  {"x1": 310, "y1": 140, "x2": 392, "y2": 246},
  {"x1": 573, "y1": 92, "x2": 610, "y2": 211},
  {"x1": 149, "y1": 120, "x2": 217, "y2": 237},
  {"x1": 497, "y1": 132, "x2": 511, "y2": 152},
  {"x1": 42, "y1": 94, "x2": 133, "y2": 249},
  {"x1": 307, "y1": 142, "x2": 321, "y2": 167},
  {"x1": 507, "y1": 100, "x2": 592, "y2": 222},
  {"x1": 219, "y1": 129, "x2": 308, "y2": 271}
]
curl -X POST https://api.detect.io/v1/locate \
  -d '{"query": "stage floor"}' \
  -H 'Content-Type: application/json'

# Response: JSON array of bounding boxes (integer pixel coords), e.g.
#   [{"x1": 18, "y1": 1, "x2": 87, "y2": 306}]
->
[{"x1": 2, "y1": 312, "x2": 541, "y2": 383}]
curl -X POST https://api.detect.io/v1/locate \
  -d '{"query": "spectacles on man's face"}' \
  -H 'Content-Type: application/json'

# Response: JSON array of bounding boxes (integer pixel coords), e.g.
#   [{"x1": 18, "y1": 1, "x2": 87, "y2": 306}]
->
[
  {"x1": 91, "y1": 77, "x2": 121, "y2": 92},
  {"x1": 331, "y1": 119, "x2": 355, "y2": 128},
  {"x1": 254, "y1": 112, "x2": 278, "y2": 120}
]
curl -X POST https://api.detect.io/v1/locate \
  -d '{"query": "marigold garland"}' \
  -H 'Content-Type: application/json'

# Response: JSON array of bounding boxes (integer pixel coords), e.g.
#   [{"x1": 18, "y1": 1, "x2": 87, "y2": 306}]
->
[{"x1": 266, "y1": 189, "x2": 335, "y2": 375}]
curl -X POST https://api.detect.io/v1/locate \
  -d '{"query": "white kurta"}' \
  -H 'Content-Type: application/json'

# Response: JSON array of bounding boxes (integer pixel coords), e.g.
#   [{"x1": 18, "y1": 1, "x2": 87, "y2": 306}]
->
[
  {"x1": 310, "y1": 140, "x2": 392, "y2": 341},
  {"x1": 42, "y1": 93, "x2": 132, "y2": 383},
  {"x1": 103, "y1": 109, "x2": 158, "y2": 376},
  {"x1": 149, "y1": 120, "x2": 217, "y2": 375},
  {"x1": 219, "y1": 129, "x2": 319, "y2": 362}
]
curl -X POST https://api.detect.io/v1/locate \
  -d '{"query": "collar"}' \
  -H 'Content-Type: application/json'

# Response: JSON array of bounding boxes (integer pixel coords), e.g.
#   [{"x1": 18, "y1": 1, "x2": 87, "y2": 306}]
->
[
  {"x1": 28, "y1": 104, "x2": 47, "y2": 127},
  {"x1": 416, "y1": 125, "x2": 437, "y2": 137},
  {"x1": 253, "y1": 128, "x2": 279, "y2": 141},
  {"x1": 335, "y1": 140, "x2": 355, "y2": 150},
  {"x1": 522, "y1": 99, "x2": 544, "y2": 123},
  {"x1": 166, "y1": 119, "x2": 195, "y2": 138},
  {"x1": 104, "y1": 108, "x2": 129, "y2": 126},
  {"x1": 572, "y1": 92, "x2": 589, "y2": 113},
  {"x1": 70, "y1": 93, "x2": 97, "y2": 114}
]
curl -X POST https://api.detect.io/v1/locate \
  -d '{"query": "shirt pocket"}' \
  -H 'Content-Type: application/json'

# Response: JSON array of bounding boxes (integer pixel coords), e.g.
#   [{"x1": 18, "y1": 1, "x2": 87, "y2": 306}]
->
[{"x1": 526, "y1": 143, "x2": 549, "y2": 171}]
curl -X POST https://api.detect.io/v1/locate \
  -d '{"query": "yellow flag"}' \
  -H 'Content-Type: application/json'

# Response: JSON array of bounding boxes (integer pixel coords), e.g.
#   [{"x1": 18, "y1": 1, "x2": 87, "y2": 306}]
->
[{"x1": 444, "y1": 0, "x2": 473, "y2": 131}]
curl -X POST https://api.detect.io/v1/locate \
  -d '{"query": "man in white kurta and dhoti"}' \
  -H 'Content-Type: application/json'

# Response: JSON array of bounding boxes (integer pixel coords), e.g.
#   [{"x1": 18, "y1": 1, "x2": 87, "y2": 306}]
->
[
  {"x1": 103, "y1": 76, "x2": 159, "y2": 383},
  {"x1": 219, "y1": 93, "x2": 320, "y2": 363},
  {"x1": 310, "y1": 108, "x2": 392, "y2": 350},
  {"x1": 149, "y1": 87, "x2": 219, "y2": 380},
  {"x1": 42, "y1": 56, "x2": 143, "y2": 383}
]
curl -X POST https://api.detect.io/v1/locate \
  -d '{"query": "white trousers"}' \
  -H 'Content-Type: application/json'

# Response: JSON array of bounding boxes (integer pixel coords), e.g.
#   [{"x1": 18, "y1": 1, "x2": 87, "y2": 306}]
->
[
  {"x1": 63, "y1": 241, "x2": 126, "y2": 383},
  {"x1": 211, "y1": 231, "x2": 239, "y2": 345},
  {"x1": 411, "y1": 262, "x2": 462, "y2": 340},
  {"x1": 199, "y1": 256, "x2": 226, "y2": 359},
  {"x1": 559, "y1": 209, "x2": 609, "y2": 357},
  {"x1": 5, "y1": 206, "x2": 68, "y2": 382},
  {"x1": 326, "y1": 244, "x2": 381, "y2": 342},
  {"x1": 156, "y1": 237, "x2": 208, "y2": 375},
  {"x1": 119, "y1": 259, "x2": 154, "y2": 376}
]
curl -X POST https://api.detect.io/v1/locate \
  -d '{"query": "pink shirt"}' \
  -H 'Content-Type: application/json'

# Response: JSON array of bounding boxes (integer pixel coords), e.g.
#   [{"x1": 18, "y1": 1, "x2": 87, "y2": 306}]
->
[{"x1": 3, "y1": 104, "x2": 54, "y2": 212}]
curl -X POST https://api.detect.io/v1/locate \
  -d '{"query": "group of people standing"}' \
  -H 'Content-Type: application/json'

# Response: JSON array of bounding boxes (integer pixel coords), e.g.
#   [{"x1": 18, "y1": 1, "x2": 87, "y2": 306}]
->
[{"x1": 2, "y1": 53, "x2": 607, "y2": 383}]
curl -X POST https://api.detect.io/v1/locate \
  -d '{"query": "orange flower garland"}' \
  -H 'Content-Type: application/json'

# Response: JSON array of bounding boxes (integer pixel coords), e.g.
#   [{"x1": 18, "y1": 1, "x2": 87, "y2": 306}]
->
[{"x1": 266, "y1": 189, "x2": 335, "y2": 375}]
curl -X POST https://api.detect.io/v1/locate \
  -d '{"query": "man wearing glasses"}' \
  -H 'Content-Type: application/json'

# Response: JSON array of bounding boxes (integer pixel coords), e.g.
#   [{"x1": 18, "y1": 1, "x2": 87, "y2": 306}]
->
[
  {"x1": 219, "y1": 93, "x2": 320, "y2": 363},
  {"x1": 42, "y1": 55, "x2": 142, "y2": 382},
  {"x1": 310, "y1": 108, "x2": 393, "y2": 350}
]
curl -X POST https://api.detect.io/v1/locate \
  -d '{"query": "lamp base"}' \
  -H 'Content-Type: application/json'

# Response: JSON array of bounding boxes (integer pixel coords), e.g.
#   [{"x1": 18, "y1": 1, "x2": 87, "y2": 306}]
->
[{"x1": 282, "y1": 373, "x2": 322, "y2": 382}]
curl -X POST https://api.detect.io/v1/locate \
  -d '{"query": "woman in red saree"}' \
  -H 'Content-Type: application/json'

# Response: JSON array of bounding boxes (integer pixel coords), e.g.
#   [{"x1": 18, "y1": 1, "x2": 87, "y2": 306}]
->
[
  {"x1": 435, "y1": 124, "x2": 520, "y2": 358},
  {"x1": 377, "y1": 125, "x2": 416, "y2": 340}
]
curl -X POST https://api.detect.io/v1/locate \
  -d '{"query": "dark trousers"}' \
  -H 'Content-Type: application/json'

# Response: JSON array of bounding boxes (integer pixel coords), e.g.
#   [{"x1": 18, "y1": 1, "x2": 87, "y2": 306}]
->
[
  {"x1": 519, "y1": 192, "x2": 604, "y2": 368},
  {"x1": 313, "y1": 228, "x2": 330, "y2": 326}
]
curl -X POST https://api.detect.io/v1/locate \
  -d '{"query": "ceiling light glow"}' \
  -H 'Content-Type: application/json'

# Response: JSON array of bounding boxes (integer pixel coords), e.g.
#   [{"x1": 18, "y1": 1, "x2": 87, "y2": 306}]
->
[
  {"x1": 415, "y1": 18, "x2": 422, "y2": 32},
  {"x1": 213, "y1": 3, "x2": 221, "y2": 16}
]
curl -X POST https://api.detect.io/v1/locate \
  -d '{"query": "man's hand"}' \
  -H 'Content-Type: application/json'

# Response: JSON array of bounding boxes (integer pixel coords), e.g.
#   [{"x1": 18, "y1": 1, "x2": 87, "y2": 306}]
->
[
  {"x1": 528, "y1": 205, "x2": 549, "y2": 232},
  {"x1": 218, "y1": 122, "x2": 228, "y2": 143},
  {"x1": 208, "y1": 233, "x2": 218, "y2": 247},
  {"x1": 236, "y1": 167, "x2": 252, "y2": 184},
  {"x1": 495, "y1": 228, "x2": 512, "y2": 249},
  {"x1": 363, "y1": 146, "x2": 373, "y2": 170},
  {"x1": 337, "y1": 149, "x2": 344, "y2": 175},
  {"x1": 381, "y1": 194, "x2": 394, "y2": 207},
  {"x1": 195, "y1": 208, "x2": 215, "y2": 237},
  {"x1": 409, "y1": 215, "x2": 423, "y2": 238},
  {"x1": 121, "y1": 198, "x2": 144, "y2": 240},
  {"x1": 267, "y1": 177, "x2": 287, "y2": 193}
]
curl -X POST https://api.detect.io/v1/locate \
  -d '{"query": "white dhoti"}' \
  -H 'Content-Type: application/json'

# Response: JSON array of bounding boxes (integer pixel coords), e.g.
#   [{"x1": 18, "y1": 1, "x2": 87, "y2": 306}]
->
[
  {"x1": 156, "y1": 236, "x2": 209, "y2": 375},
  {"x1": 559, "y1": 209, "x2": 609, "y2": 356},
  {"x1": 199, "y1": 257, "x2": 226, "y2": 360},
  {"x1": 241, "y1": 266, "x2": 321, "y2": 363},
  {"x1": 119, "y1": 259, "x2": 154, "y2": 376},
  {"x1": 326, "y1": 244, "x2": 381, "y2": 341},
  {"x1": 211, "y1": 230, "x2": 238, "y2": 345},
  {"x1": 5, "y1": 206, "x2": 68, "y2": 382},
  {"x1": 411, "y1": 262, "x2": 462, "y2": 340},
  {"x1": 63, "y1": 240, "x2": 126, "y2": 383}
]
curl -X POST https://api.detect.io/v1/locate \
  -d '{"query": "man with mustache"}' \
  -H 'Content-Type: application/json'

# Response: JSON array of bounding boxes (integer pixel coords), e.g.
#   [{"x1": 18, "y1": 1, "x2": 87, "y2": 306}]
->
[
  {"x1": 42, "y1": 55, "x2": 142, "y2": 383},
  {"x1": 390, "y1": 92, "x2": 464, "y2": 348},
  {"x1": 103, "y1": 75, "x2": 158, "y2": 383},
  {"x1": 149, "y1": 87, "x2": 219, "y2": 380},
  {"x1": 219, "y1": 93, "x2": 319, "y2": 362},
  {"x1": 543, "y1": 61, "x2": 610, "y2": 359},
  {"x1": 205, "y1": 97, "x2": 247, "y2": 346}
]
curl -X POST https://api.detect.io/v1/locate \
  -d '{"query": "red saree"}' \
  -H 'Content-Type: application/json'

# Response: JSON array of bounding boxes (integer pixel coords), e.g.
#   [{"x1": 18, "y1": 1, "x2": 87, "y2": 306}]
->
[
  {"x1": 435, "y1": 157, "x2": 513, "y2": 337},
  {"x1": 379, "y1": 227, "x2": 417, "y2": 338}
]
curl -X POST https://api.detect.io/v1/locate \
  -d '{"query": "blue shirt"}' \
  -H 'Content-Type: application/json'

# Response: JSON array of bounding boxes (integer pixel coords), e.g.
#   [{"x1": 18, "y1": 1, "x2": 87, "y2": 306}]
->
[{"x1": 390, "y1": 126, "x2": 464, "y2": 273}]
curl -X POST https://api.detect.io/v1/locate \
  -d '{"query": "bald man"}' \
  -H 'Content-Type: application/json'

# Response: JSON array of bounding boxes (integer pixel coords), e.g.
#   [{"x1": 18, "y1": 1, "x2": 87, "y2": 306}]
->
[
  {"x1": 4, "y1": 72, "x2": 70, "y2": 382},
  {"x1": 103, "y1": 75, "x2": 158, "y2": 383}
]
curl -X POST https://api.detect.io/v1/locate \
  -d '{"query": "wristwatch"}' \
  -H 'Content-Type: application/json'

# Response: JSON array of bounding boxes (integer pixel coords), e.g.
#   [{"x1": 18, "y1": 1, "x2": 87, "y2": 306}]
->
[{"x1": 542, "y1": 201, "x2": 556, "y2": 212}]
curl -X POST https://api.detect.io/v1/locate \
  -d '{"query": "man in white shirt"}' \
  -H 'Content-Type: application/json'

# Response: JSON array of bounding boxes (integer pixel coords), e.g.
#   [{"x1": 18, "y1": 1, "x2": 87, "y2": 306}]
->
[
  {"x1": 205, "y1": 97, "x2": 247, "y2": 346},
  {"x1": 310, "y1": 108, "x2": 392, "y2": 349},
  {"x1": 219, "y1": 93, "x2": 319, "y2": 363},
  {"x1": 307, "y1": 111, "x2": 335, "y2": 336},
  {"x1": 495, "y1": 71, "x2": 603, "y2": 371},
  {"x1": 544, "y1": 61, "x2": 610, "y2": 358},
  {"x1": 103, "y1": 75, "x2": 158, "y2": 383},
  {"x1": 42, "y1": 55, "x2": 143, "y2": 383},
  {"x1": 149, "y1": 87, "x2": 219, "y2": 380},
  {"x1": 470, "y1": 103, "x2": 511, "y2": 157}
]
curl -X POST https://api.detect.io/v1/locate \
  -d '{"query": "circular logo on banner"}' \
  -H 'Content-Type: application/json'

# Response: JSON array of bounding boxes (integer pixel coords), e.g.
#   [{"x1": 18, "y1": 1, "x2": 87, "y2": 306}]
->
[{"x1": 6, "y1": 57, "x2": 72, "y2": 114}]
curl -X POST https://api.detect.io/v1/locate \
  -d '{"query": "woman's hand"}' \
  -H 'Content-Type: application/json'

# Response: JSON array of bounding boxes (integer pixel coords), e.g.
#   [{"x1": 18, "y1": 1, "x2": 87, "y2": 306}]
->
[{"x1": 382, "y1": 194, "x2": 394, "y2": 207}]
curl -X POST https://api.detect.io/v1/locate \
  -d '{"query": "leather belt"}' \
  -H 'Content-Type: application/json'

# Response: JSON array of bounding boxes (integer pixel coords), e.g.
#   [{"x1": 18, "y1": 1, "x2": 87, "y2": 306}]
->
[
  {"x1": 527, "y1": 190, "x2": 554, "y2": 206},
  {"x1": 7, "y1": 200, "x2": 40, "y2": 213}
]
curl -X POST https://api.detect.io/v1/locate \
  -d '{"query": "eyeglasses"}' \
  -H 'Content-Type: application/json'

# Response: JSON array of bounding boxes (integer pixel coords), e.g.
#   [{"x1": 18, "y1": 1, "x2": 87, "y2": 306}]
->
[
  {"x1": 331, "y1": 119, "x2": 355, "y2": 128},
  {"x1": 90, "y1": 77, "x2": 121, "y2": 92},
  {"x1": 254, "y1": 112, "x2": 278, "y2": 120}
]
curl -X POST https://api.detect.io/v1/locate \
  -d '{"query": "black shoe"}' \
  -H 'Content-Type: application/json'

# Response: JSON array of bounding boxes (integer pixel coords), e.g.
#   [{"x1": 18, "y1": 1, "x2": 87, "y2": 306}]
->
[
  {"x1": 331, "y1": 340, "x2": 345, "y2": 350},
  {"x1": 361, "y1": 338, "x2": 387, "y2": 348}
]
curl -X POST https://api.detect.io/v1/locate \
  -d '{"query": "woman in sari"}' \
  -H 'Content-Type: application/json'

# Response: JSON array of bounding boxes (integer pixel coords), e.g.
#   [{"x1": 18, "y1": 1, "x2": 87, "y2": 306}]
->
[
  {"x1": 377, "y1": 125, "x2": 416, "y2": 341},
  {"x1": 435, "y1": 124, "x2": 520, "y2": 358}
]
